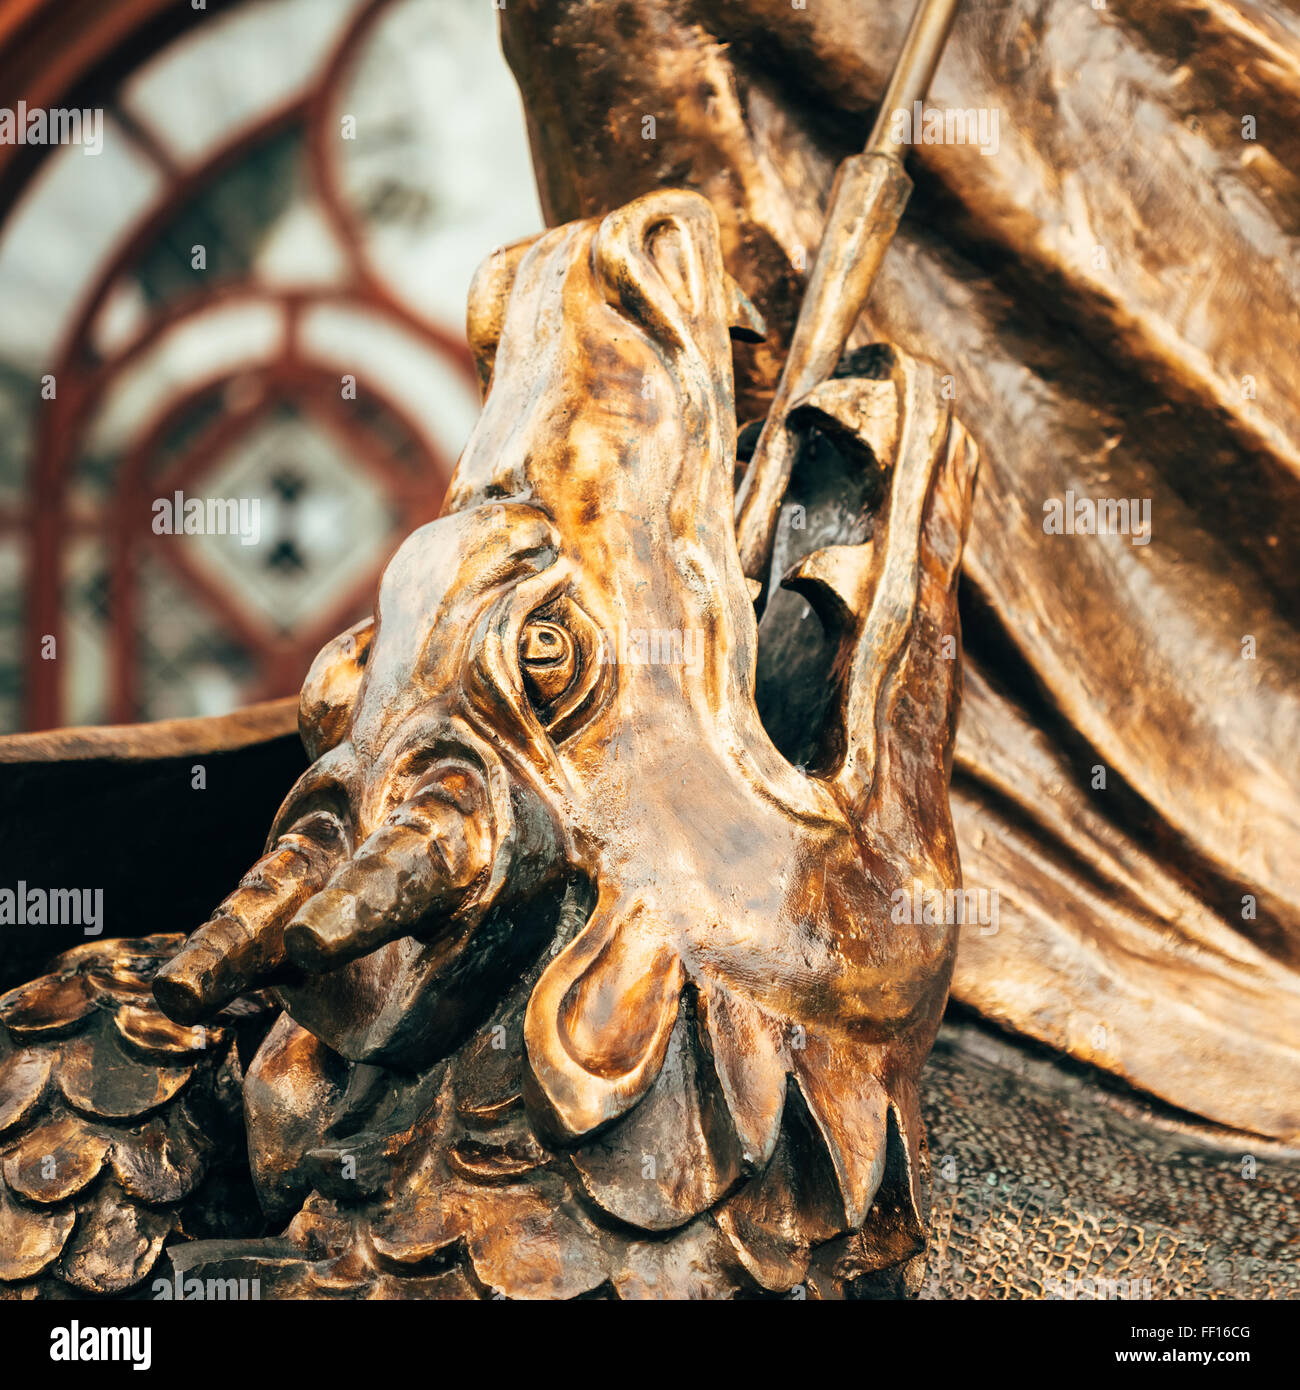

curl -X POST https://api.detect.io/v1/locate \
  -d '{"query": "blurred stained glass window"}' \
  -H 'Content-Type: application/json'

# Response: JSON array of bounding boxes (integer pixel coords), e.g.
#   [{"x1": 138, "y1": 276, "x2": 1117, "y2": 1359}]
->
[{"x1": 0, "y1": 0, "x2": 540, "y2": 730}]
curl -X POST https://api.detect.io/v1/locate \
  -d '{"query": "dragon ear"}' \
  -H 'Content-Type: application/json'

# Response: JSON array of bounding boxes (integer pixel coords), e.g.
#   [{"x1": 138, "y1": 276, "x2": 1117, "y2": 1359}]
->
[
  {"x1": 466, "y1": 235, "x2": 543, "y2": 400},
  {"x1": 590, "y1": 188, "x2": 765, "y2": 346},
  {"x1": 591, "y1": 188, "x2": 743, "y2": 360},
  {"x1": 298, "y1": 618, "x2": 373, "y2": 762}
]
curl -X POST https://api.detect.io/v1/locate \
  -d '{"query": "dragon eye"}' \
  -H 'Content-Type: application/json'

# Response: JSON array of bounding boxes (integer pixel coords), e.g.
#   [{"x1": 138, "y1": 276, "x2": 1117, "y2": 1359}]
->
[
  {"x1": 520, "y1": 620, "x2": 578, "y2": 706},
  {"x1": 516, "y1": 599, "x2": 611, "y2": 741}
]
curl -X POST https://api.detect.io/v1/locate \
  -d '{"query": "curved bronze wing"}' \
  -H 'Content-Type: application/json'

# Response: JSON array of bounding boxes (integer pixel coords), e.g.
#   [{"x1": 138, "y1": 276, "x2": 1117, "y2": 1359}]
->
[{"x1": 0, "y1": 936, "x2": 268, "y2": 1297}]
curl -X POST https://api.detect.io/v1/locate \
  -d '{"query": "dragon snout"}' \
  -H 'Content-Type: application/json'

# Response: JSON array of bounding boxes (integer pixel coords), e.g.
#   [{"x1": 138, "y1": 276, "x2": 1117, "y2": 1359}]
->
[
  {"x1": 154, "y1": 731, "x2": 566, "y2": 1041},
  {"x1": 281, "y1": 759, "x2": 497, "y2": 973}
]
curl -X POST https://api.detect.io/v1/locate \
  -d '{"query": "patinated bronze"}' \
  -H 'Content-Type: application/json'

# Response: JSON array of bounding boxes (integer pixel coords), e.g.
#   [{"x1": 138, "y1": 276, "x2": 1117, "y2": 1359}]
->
[
  {"x1": 1, "y1": 181, "x2": 976, "y2": 1297},
  {"x1": 1, "y1": 0, "x2": 1297, "y2": 1303},
  {"x1": 0, "y1": 936, "x2": 264, "y2": 1293},
  {"x1": 499, "y1": 0, "x2": 1300, "y2": 1146}
]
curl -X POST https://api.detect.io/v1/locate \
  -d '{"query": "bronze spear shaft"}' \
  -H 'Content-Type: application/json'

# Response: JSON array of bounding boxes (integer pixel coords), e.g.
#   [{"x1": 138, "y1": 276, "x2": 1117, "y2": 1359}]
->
[{"x1": 734, "y1": 0, "x2": 964, "y2": 582}]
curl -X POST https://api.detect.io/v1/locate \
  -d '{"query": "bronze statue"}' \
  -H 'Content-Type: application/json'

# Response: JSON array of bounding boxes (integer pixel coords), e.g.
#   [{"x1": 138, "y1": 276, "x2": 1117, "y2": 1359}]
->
[
  {"x1": 2, "y1": 0, "x2": 1297, "y2": 1302},
  {"x1": 1, "y1": 178, "x2": 976, "y2": 1297}
]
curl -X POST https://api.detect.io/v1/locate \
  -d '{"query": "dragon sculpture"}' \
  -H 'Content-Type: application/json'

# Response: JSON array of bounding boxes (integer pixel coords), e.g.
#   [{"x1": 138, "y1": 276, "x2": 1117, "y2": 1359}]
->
[
  {"x1": 0, "y1": 188, "x2": 976, "y2": 1299},
  {"x1": 2, "y1": 0, "x2": 1297, "y2": 1302}
]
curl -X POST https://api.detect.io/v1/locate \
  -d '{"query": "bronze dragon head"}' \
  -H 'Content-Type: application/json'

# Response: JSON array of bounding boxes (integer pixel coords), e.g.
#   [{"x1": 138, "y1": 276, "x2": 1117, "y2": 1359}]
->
[{"x1": 151, "y1": 188, "x2": 977, "y2": 1298}]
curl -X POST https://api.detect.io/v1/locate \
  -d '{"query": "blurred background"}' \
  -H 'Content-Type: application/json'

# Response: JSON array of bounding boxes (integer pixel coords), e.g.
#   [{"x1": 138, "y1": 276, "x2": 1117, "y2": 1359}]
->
[{"x1": 0, "y1": 0, "x2": 540, "y2": 732}]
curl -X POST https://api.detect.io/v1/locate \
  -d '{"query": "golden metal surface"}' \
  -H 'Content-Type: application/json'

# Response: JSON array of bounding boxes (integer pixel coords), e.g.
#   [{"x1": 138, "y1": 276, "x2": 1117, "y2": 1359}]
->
[
  {"x1": 1, "y1": 0, "x2": 1296, "y2": 1301},
  {"x1": 501, "y1": 0, "x2": 1300, "y2": 1146},
  {"x1": 142, "y1": 183, "x2": 976, "y2": 1296}
]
